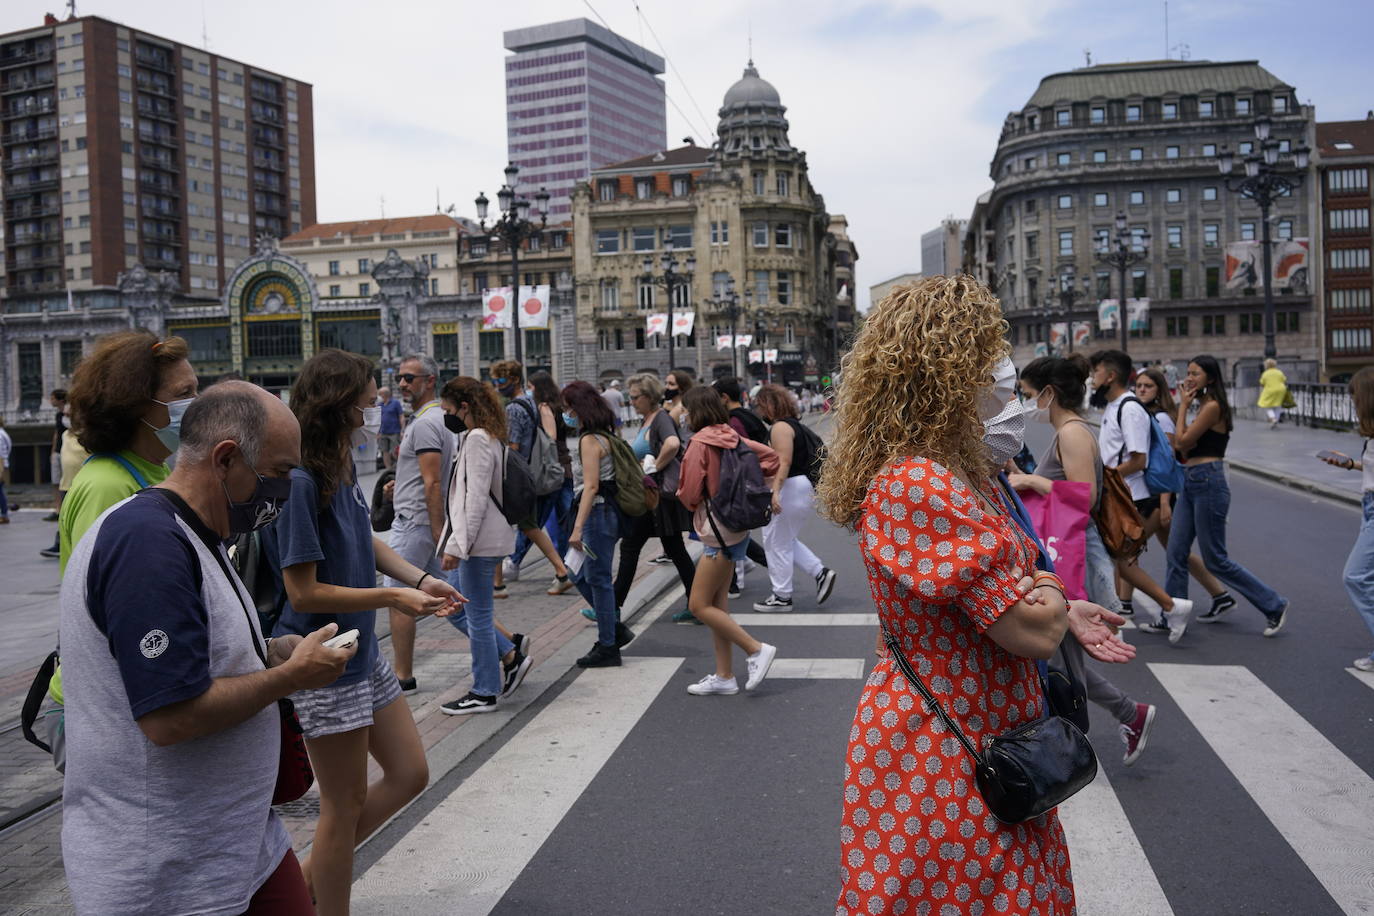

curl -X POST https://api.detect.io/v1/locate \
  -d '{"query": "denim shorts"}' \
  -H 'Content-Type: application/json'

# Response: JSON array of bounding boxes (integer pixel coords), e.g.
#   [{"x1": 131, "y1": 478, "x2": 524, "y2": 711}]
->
[
  {"x1": 703, "y1": 538, "x2": 750, "y2": 561},
  {"x1": 291, "y1": 650, "x2": 403, "y2": 739}
]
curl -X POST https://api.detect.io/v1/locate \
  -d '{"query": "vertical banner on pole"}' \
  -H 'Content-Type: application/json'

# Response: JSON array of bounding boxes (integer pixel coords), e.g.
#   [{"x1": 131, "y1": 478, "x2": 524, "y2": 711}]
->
[
  {"x1": 519, "y1": 284, "x2": 550, "y2": 328},
  {"x1": 671, "y1": 311, "x2": 695, "y2": 337},
  {"x1": 482, "y1": 287, "x2": 513, "y2": 329},
  {"x1": 715, "y1": 334, "x2": 733, "y2": 351},
  {"x1": 1097, "y1": 299, "x2": 1119, "y2": 332},
  {"x1": 1049, "y1": 323, "x2": 1068, "y2": 351},
  {"x1": 736, "y1": 334, "x2": 753, "y2": 349},
  {"x1": 1126, "y1": 298, "x2": 1150, "y2": 332},
  {"x1": 645, "y1": 313, "x2": 669, "y2": 337},
  {"x1": 764, "y1": 348, "x2": 779, "y2": 363},
  {"x1": 1071, "y1": 321, "x2": 1093, "y2": 348},
  {"x1": 748, "y1": 349, "x2": 763, "y2": 365}
]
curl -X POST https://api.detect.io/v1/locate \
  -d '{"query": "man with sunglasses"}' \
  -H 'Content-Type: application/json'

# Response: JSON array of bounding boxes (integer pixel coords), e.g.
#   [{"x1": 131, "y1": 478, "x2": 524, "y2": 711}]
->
[{"x1": 385, "y1": 354, "x2": 453, "y2": 694}]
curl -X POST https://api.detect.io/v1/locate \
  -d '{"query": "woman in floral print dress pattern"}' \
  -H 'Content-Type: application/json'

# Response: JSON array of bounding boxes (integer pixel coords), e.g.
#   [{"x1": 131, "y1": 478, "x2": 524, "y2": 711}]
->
[{"x1": 817, "y1": 275, "x2": 1075, "y2": 916}]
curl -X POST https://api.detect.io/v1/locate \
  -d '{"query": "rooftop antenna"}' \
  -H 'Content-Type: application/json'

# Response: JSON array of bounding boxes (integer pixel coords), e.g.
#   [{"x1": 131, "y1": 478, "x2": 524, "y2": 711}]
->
[
  {"x1": 435, "y1": 186, "x2": 440, "y2": 213},
  {"x1": 65, "y1": 0, "x2": 76, "y2": 18},
  {"x1": 748, "y1": 20, "x2": 753, "y2": 65},
  {"x1": 201, "y1": 0, "x2": 209, "y2": 50},
  {"x1": 1164, "y1": 0, "x2": 1169, "y2": 58},
  {"x1": 1083, "y1": 48, "x2": 1092, "y2": 67},
  {"x1": 380, "y1": 195, "x2": 385, "y2": 219},
  {"x1": 1171, "y1": 42, "x2": 1191, "y2": 61}
]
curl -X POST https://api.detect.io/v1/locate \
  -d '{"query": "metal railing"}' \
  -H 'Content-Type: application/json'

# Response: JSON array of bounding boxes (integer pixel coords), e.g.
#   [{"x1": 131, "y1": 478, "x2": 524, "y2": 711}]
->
[{"x1": 1284, "y1": 383, "x2": 1358, "y2": 430}]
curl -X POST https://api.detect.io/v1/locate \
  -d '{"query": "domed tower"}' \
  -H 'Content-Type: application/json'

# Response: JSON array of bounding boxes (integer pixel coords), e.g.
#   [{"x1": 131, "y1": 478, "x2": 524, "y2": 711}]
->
[{"x1": 716, "y1": 61, "x2": 795, "y2": 159}]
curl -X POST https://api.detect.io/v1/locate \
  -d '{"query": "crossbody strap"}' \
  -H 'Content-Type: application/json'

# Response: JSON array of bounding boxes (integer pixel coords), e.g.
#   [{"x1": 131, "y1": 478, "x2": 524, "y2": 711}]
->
[
  {"x1": 87, "y1": 452, "x2": 151, "y2": 489},
  {"x1": 880, "y1": 624, "x2": 986, "y2": 764}
]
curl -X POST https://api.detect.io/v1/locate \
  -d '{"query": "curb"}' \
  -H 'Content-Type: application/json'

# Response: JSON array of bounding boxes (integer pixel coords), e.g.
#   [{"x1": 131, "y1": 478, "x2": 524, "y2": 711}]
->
[{"x1": 1222, "y1": 458, "x2": 1362, "y2": 507}]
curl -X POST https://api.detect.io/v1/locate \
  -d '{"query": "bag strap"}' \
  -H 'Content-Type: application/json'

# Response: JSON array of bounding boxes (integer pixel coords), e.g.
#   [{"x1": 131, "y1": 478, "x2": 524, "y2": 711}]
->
[
  {"x1": 87, "y1": 452, "x2": 151, "y2": 489},
  {"x1": 20, "y1": 650, "x2": 59, "y2": 753},
  {"x1": 880, "y1": 624, "x2": 987, "y2": 765},
  {"x1": 1113, "y1": 396, "x2": 1147, "y2": 466}
]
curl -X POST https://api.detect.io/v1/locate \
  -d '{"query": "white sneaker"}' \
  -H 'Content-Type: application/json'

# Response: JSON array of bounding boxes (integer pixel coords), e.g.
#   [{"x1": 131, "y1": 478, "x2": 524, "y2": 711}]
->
[
  {"x1": 745, "y1": 643, "x2": 777, "y2": 690},
  {"x1": 1354, "y1": 655, "x2": 1374, "y2": 672},
  {"x1": 1165, "y1": 598, "x2": 1194, "y2": 644},
  {"x1": 687, "y1": 674, "x2": 739, "y2": 695},
  {"x1": 502, "y1": 558, "x2": 520, "y2": 582},
  {"x1": 1132, "y1": 591, "x2": 1170, "y2": 630}
]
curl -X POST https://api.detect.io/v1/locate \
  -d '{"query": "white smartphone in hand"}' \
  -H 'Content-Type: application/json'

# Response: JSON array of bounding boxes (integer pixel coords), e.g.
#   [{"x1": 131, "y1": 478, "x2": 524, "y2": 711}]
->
[{"x1": 324, "y1": 628, "x2": 360, "y2": 650}]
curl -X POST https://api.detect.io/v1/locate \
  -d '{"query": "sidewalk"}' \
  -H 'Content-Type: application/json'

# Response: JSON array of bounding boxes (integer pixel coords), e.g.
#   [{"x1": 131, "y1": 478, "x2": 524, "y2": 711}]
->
[{"x1": 1219, "y1": 414, "x2": 1365, "y2": 505}]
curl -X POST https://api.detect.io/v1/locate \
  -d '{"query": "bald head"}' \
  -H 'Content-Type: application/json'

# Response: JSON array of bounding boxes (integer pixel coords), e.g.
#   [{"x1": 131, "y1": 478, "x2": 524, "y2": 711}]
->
[{"x1": 178, "y1": 380, "x2": 300, "y2": 470}]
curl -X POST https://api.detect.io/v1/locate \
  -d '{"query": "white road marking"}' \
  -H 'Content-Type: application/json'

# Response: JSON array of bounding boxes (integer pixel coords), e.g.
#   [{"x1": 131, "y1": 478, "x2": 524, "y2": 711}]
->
[
  {"x1": 1151, "y1": 663, "x2": 1374, "y2": 916},
  {"x1": 352, "y1": 657, "x2": 682, "y2": 915},
  {"x1": 1346, "y1": 667, "x2": 1374, "y2": 692},
  {"x1": 731, "y1": 613, "x2": 878, "y2": 626},
  {"x1": 766, "y1": 657, "x2": 866, "y2": 679},
  {"x1": 1057, "y1": 767, "x2": 1175, "y2": 915}
]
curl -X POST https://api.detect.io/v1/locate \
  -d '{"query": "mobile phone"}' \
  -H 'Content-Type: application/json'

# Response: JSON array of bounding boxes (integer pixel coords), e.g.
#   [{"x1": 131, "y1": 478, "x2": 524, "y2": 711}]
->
[
  {"x1": 1316, "y1": 450, "x2": 1351, "y2": 467},
  {"x1": 324, "y1": 628, "x2": 359, "y2": 650}
]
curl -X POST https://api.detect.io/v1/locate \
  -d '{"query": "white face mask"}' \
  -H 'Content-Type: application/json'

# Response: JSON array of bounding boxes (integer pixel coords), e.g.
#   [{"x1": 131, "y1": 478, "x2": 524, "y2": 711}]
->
[
  {"x1": 1026, "y1": 389, "x2": 1055, "y2": 425},
  {"x1": 982, "y1": 397, "x2": 1026, "y2": 466},
  {"x1": 978, "y1": 357, "x2": 1019, "y2": 422},
  {"x1": 351, "y1": 405, "x2": 382, "y2": 447}
]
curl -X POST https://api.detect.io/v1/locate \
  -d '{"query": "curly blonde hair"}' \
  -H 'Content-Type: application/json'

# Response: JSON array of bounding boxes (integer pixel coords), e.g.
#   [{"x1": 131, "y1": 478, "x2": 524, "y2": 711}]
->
[{"x1": 816, "y1": 275, "x2": 1009, "y2": 530}]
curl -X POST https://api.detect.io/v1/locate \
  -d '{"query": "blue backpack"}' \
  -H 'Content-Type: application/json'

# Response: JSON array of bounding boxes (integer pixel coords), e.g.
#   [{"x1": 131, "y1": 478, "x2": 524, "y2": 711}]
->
[{"x1": 1115, "y1": 397, "x2": 1184, "y2": 495}]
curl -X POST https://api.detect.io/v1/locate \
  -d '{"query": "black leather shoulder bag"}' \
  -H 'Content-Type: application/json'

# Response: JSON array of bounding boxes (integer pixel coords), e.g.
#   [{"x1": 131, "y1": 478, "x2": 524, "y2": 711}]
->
[{"x1": 881, "y1": 627, "x2": 1097, "y2": 825}]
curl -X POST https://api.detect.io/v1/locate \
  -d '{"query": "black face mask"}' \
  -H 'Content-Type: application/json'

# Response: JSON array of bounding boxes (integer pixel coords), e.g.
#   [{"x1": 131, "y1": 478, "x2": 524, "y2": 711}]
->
[
  {"x1": 223, "y1": 449, "x2": 292, "y2": 534},
  {"x1": 1088, "y1": 386, "x2": 1109, "y2": 409},
  {"x1": 663, "y1": 390, "x2": 678, "y2": 402},
  {"x1": 444, "y1": 413, "x2": 465, "y2": 434}
]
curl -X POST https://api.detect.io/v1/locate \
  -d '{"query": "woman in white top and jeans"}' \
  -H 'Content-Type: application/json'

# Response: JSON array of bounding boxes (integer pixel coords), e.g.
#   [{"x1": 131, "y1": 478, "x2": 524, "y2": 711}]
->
[{"x1": 439, "y1": 377, "x2": 522, "y2": 715}]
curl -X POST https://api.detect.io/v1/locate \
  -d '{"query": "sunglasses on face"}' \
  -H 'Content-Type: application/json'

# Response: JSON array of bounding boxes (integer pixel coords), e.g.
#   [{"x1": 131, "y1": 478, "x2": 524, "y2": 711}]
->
[
  {"x1": 397, "y1": 373, "x2": 432, "y2": 384},
  {"x1": 492, "y1": 377, "x2": 509, "y2": 386}
]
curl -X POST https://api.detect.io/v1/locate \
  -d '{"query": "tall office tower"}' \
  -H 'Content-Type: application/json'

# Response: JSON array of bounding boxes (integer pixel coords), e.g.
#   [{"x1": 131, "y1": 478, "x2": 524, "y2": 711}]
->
[
  {"x1": 0, "y1": 13, "x2": 315, "y2": 307},
  {"x1": 503, "y1": 17, "x2": 666, "y2": 218}
]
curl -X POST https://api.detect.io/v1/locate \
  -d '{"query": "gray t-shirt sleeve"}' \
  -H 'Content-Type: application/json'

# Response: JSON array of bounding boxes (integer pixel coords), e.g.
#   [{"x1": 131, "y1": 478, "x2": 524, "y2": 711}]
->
[{"x1": 411, "y1": 410, "x2": 450, "y2": 455}]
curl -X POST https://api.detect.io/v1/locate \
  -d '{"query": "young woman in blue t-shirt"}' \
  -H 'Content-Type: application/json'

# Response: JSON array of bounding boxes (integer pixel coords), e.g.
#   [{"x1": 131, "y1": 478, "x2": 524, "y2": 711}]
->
[{"x1": 268, "y1": 349, "x2": 463, "y2": 914}]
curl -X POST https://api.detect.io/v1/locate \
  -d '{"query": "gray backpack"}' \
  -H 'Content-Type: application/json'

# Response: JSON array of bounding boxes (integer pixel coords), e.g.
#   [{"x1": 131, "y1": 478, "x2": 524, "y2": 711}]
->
[{"x1": 515, "y1": 399, "x2": 563, "y2": 496}]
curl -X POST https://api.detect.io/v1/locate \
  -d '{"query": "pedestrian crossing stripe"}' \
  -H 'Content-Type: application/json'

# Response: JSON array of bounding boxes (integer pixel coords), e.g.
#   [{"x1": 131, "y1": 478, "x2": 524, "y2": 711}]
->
[
  {"x1": 1150, "y1": 663, "x2": 1374, "y2": 915},
  {"x1": 730, "y1": 613, "x2": 878, "y2": 627},
  {"x1": 767, "y1": 658, "x2": 866, "y2": 678},
  {"x1": 1057, "y1": 767, "x2": 1175, "y2": 915}
]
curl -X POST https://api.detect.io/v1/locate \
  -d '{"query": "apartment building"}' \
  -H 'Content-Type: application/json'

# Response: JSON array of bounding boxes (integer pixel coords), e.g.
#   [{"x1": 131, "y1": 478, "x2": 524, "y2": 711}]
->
[{"x1": 1315, "y1": 118, "x2": 1374, "y2": 378}]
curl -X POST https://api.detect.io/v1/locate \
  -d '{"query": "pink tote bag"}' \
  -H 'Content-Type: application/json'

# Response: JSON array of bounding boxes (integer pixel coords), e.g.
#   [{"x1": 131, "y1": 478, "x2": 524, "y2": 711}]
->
[{"x1": 1018, "y1": 480, "x2": 1093, "y2": 601}]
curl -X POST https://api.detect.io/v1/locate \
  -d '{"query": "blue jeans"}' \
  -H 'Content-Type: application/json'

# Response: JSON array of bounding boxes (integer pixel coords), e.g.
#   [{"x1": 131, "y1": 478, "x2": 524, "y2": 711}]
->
[
  {"x1": 1342, "y1": 492, "x2": 1374, "y2": 646},
  {"x1": 572, "y1": 499, "x2": 621, "y2": 647},
  {"x1": 0, "y1": 475, "x2": 7, "y2": 517},
  {"x1": 1165, "y1": 462, "x2": 1284, "y2": 615},
  {"x1": 547, "y1": 478, "x2": 574, "y2": 556},
  {"x1": 448, "y1": 555, "x2": 506, "y2": 697},
  {"x1": 1084, "y1": 522, "x2": 1123, "y2": 614}
]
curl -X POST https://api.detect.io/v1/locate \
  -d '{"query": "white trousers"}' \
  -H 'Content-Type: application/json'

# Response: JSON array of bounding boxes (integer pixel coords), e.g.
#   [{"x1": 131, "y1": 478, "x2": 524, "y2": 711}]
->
[{"x1": 762, "y1": 475, "x2": 825, "y2": 599}]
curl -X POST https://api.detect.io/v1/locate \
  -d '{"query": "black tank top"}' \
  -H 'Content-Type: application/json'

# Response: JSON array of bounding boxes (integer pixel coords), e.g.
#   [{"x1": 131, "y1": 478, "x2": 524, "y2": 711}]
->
[{"x1": 1188, "y1": 426, "x2": 1230, "y2": 459}]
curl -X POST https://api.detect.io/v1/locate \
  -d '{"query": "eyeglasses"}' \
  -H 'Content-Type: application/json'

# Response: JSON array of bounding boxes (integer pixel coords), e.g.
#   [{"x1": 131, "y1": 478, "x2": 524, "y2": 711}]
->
[{"x1": 396, "y1": 373, "x2": 432, "y2": 384}]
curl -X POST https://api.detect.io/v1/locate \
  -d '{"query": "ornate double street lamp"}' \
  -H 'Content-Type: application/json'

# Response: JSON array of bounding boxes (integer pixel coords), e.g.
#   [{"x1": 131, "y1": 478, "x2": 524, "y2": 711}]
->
[
  {"x1": 475, "y1": 163, "x2": 549, "y2": 363},
  {"x1": 1215, "y1": 116, "x2": 1311, "y2": 360},
  {"x1": 704, "y1": 276, "x2": 753, "y2": 378},
  {"x1": 642, "y1": 241, "x2": 695, "y2": 372},
  {"x1": 1094, "y1": 212, "x2": 1150, "y2": 354}
]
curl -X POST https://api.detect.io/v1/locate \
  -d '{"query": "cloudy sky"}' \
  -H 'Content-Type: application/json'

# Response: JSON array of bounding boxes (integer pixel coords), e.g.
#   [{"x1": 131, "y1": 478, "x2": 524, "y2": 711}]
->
[{"x1": 5, "y1": 0, "x2": 1372, "y2": 310}]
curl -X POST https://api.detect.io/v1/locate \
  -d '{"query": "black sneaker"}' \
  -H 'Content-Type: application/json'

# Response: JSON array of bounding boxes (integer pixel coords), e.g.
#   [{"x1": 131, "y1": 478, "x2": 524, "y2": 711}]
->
[
  {"x1": 397, "y1": 676, "x2": 418, "y2": 695},
  {"x1": 1118, "y1": 600, "x2": 1135, "y2": 618},
  {"x1": 441, "y1": 692, "x2": 497, "y2": 715},
  {"x1": 728, "y1": 574, "x2": 742, "y2": 600},
  {"x1": 615, "y1": 621, "x2": 636, "y2": 649},
  {"x1": 1198, "y1": 593, "x2": 1237, "y2": 623},
  {"x1": 510, "y1": 632, "x2": 532, "y2": 657},
  {"x1": 1263, "y1": 600, "x2": 1289, "y2": 638},
  {"x1": 39, "y1": 545, "x2": 60, "y2": 559},
  {"x1": 576, "y1": 642, "x2": 622, "y2": 668},
  {"x1": 42, "y1": 512, "x2": 58, "y2": 522},
  {"x1": 501, "y1": 652, "x2": 532, "y2": 698},
  {"x1": 815, "y1": 567, "x2": 837, "y2": 604},
  {"x1": 649, "y1": 553, "x2": 672, "y2": 565},
  {"x1": 753, "y1": 593, "x2": 794, "y2": 612},
  {"x1": 1139, "y1": 620, "x2": 1171, "y2": 636}
]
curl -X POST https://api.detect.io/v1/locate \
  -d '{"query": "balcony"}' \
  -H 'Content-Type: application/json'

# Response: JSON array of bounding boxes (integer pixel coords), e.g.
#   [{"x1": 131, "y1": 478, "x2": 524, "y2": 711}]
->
[
  {"x1": 253, "y1": 154, "x2": 284, "y2": 172},
  {"x1": 139, "y1": 152, "x2": 180, "y2": 173},
  {"x1": 6, "y1": 201, "x2": 59, "y2": 218},
  {"x1": 0, "y1": 46, "x2": 55, "y2": 69},
  {"x1": 139, "y1": 175, "x2": 180, "y2": 195},
  {"x1": 2, "y1": 125, "x2": 55, "y2": 144},
  {"x1": 4, "y1": 176, "x2": 58, "y2": 194},
  {"x1": 137, "y1": 101, "x2": 178, "y2": 123},
  {"x1": 141, "y1": 225, "x2": 181, "y2": 243},
  {"x1": 251, "y1": 104, "x2": 282, "y2": 124},
  {"x1": 249, "y1": 80, "x2": 282, "y2": 104},
  {"x1": 139, "y1": 204, "x2": 180, "y2": 220},
  {"x1": 134, "y1": 47, "x2": 175, "y2": 73},
  {"x1": 2, "y1": 98, "x2": 55, "y2": 120},
  {"x1": 8, "y1": 146, "x2": 58, "y2": 167},
  {"x1": 12, "y1": 253, "x2": 62, "y2": 269},
  {"x1": 137, "y1": 129, "x2": 178, "y2": 148},
  {"x1": 8, "y1": 228, "x2": 61, "y2": 244},
  {"x1": 252, "y1": 127, "x2": 283, "y2": 148},
  {"x1": 135, "y1": 75, "x2": 175, "y2": 98},
  {"x1": 144, "y1": 253, "x2": 181, "y2": 270},
  {"x1": 2, "y1": 73, "x2": 55, "y2": 94}
]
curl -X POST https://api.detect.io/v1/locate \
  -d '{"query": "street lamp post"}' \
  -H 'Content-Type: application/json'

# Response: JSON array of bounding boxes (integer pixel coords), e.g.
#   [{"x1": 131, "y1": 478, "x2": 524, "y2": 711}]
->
[
  {"x1": 1095, "y1": 212, "x2": 1151, "y2": 353},
  {"x1": 704, "y1": 277, "x2": 752, "y2": 378},
  {"x1": 475, "y1": 163, "x2": 549, "y2": 364},
  {"x1": 642, "y1": 242, "x2": 695, "y2": 374},
  {"x1": 1215, "y1": 116, "x2": 1311, "y2": 361}
]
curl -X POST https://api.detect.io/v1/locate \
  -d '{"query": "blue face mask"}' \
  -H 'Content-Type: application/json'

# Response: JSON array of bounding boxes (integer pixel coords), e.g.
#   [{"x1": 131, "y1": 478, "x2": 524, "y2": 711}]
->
[
  {"x1": 145, "y1": 396, "x2": 195, "y2": 454},
  {"x1": 562, "y1": 411, "x2": 578, "y2": 428}
]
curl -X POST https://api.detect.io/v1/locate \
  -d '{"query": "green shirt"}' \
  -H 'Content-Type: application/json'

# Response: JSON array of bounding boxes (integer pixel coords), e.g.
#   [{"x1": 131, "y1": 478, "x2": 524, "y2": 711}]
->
[{"x1": 59, "y1": 450, "x2": 170, "y2": 574}]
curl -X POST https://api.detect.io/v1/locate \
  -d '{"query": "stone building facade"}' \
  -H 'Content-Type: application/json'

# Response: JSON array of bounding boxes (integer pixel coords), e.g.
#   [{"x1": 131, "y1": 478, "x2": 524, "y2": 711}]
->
[
  {"x1": 974, "y1": 59, "x2": 1317, "y2": 382},
  {"x1": 570, "y1": 62, "x2": 857, "y2": 386}
]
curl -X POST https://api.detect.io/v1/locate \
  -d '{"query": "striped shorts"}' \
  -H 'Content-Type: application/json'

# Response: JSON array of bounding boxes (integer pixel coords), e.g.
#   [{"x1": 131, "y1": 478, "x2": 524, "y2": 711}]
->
[{"x1": 291, "y1": 650, "x2": 403, "y2": 740}]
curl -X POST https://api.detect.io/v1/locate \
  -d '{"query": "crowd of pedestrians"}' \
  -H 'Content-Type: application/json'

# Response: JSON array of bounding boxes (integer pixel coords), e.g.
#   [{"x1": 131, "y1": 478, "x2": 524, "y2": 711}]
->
[{"x1": 39, "y1": 320, "x2": 829, "y2": 913}]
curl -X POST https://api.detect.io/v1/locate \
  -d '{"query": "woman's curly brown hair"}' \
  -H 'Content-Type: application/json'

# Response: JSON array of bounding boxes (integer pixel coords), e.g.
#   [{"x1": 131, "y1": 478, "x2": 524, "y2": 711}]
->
[
  {"x1": 816, "y1": 275, "x2": 1009, "y2": 530},
  {"x1": 441, "y1": 377, "x2": 508, "y2": 442},
  {"x1": 69, "y1": 329, "x2": 190, "y2": 454}
]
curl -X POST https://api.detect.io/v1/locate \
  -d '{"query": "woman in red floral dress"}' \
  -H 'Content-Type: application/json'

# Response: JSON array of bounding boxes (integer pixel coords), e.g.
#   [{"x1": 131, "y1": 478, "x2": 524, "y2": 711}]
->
[{"x1": 818, "y1": 276, "x2": 1076, "y2": 916}]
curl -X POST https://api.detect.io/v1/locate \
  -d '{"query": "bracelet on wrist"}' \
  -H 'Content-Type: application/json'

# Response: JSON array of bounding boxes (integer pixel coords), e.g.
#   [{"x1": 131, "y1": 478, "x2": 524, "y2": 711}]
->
[{"x1": 415, "y1": 572, "x2": 430, "y2": 589}]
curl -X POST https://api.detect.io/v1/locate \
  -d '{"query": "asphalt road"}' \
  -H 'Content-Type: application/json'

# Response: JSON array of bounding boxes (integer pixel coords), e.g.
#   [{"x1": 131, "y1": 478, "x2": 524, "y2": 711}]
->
[{"x1": 352, "y1": 421, "x2": 1374, "y2": 915}]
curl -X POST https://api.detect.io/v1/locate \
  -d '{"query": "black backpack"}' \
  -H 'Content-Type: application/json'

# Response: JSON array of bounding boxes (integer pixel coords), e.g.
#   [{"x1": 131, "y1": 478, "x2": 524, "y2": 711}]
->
[
  {"x1": 730, "y1": 406, "x2": 770, "y2": 444},
  {"x1": 785, "y1": 418, "x2": 826, "y2": 487},
  {"x1": 490, "y1": 444, "x2": 538, "y2": 526},
  {"x1": 705, "y1": 439, "x2": 773, "y2": 534},
  {"x1": 228, "y1": 529, "x2": 288, "y2": 637},
  {"x1": 370, "y1": 468, "x2": 396, "y2": 532}
]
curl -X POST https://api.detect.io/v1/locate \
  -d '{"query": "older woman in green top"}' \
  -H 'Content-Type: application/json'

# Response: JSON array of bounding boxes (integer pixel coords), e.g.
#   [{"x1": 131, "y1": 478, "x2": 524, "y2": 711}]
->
[
  {"x1": 60, "y1": 330, "x2": 198, "y2": 572},
  {"x1": 46, "y1": 330, "x2": 197, "y2": 710}
]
